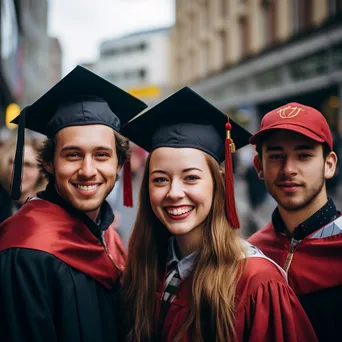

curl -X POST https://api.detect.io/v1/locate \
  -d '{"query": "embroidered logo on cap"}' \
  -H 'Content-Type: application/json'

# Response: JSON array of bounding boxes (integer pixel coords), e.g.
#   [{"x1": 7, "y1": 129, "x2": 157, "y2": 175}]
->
[{"x1": 277, "y1": 106, "x2": 302, "y2": 119}]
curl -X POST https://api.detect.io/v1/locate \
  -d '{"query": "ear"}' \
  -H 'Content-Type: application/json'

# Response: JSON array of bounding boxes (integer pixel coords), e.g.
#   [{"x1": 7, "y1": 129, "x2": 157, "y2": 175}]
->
[
  {"x1": 253, "y1": 154, "x2": 264, "y2": 180},
  {"x1": 43, "y1": 161, "x2": 54, "y2": 175},
  {"x1": 324, "y1": 151, "x2": 338, "y2": 180}
]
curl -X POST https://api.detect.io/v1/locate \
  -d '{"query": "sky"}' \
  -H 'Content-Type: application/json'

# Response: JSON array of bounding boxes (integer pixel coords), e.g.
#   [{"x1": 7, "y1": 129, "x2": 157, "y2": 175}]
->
[{"x1": 48, "y1": 0, "x2": 175, "y2": 76}]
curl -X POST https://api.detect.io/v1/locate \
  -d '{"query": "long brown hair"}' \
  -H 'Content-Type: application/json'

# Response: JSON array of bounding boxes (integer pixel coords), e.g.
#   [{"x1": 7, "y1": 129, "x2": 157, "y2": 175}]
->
[{"x1": 122, "y1": 152, "x2": 245, "y2": 342}]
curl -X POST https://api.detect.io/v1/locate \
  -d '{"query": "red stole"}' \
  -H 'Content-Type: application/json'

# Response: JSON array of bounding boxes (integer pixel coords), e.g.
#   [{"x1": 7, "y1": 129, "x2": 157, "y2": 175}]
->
[{"x1": 0, "y1": 199, "x2": 126, "y2": 289}]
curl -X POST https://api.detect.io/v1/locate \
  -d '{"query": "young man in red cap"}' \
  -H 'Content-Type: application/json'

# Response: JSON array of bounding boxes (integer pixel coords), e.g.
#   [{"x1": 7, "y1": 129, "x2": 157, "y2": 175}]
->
[{"x1": 248, "y1": 102, "x2": 341, "y2": 342}]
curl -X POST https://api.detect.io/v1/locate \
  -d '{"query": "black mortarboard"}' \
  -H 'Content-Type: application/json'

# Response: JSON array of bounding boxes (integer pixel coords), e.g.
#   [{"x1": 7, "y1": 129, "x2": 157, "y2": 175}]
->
[
  {"x1": 121, "y1": 86, "x2": 252, "y2": 228},
  {"x1": 10, "y1": 65, "x2": 148, "y2": 202}
]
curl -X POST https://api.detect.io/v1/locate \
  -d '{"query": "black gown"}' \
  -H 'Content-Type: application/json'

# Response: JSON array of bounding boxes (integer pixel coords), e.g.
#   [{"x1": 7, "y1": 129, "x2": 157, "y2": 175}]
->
[
  {"x1": 0, "y1": 248, "x2": 121, "y2": 342},
  {"x1": 0, "y1": 184, "x2": 125, "y2": 342}
]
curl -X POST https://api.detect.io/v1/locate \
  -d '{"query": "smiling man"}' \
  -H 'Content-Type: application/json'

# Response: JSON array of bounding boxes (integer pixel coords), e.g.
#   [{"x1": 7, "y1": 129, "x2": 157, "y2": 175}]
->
[
  {"x1": 248, "y1": 103, "x2": 341, "y2": 342},
  {"x1": 0, "y1": 66, "x2": 147, "y2": 342}
]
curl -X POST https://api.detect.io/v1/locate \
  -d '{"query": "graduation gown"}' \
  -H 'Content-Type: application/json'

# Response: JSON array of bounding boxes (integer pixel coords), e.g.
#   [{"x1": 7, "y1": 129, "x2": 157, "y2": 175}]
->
[
  {"x1": 156, "y1": 255, "x2": 317, "y2": 342},
  {"x1": 248, "y1": 214, "x2": 342, "y2": 342},
  {"x1": 0, "y1": 198, "x2": 126, "y2": 342}
]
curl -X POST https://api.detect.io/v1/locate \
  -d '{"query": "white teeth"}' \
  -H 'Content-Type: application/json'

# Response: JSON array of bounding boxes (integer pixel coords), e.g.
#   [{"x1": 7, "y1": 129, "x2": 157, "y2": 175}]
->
[
  {"x1": 76, "y1": 184, "x2": 98, "y2": 191},
  {"x1": 167, "y1": 207, "x2": 193, "y2": 216}
]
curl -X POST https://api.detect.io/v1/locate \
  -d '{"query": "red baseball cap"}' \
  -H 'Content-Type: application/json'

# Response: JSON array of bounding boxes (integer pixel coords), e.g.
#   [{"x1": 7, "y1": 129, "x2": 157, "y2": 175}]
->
[{"x1": 249, "y1": 102, "x2": 333, "y2": 150}]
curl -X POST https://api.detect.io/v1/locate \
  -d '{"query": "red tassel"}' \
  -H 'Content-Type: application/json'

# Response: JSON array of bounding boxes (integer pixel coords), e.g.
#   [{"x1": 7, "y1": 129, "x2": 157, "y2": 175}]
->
[
  {"x1": 225, "y1": 120, "x2": 240, "y2": 229},
  {"x1": 123, "y1": 155, "x2": 133, "y2": 207}
]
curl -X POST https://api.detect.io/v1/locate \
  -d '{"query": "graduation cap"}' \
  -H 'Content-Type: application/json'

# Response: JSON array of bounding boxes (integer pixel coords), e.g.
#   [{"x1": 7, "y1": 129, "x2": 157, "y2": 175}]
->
[
  {"x1": 121, "y1": 87, "x2": 252, "y2": 228},
  {"x1": 10, "y1": 65, "x2": 148, "y2": 205}
]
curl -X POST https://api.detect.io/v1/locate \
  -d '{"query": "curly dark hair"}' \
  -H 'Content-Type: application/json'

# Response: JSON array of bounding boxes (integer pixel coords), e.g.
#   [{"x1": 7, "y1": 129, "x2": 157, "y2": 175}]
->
[{"x1": 37, "y1": 129, "x2": 130, "y2": 183}]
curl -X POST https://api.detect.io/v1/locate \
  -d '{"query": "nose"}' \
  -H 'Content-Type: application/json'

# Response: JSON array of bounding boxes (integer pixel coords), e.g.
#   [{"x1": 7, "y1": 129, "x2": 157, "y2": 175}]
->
[
  {"x1": 166, "y1": 180, "x2": 185, "y2": 201},
  {"x1": 281, "y1": 157, "x2": 298, "y2": 177},
  {"x1": 78, "y1": 156, "x2": 97, "y2": 178}
]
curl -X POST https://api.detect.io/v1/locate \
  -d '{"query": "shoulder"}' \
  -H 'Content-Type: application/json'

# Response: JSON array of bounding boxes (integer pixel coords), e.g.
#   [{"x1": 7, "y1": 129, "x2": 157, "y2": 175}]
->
[
  {"x1": 1, "y1": 247, "x2": 62, "y2": 262},
  {"x1": 0, "y1": 247, "x2": 66, "y2": 274},
  {"x1": 247, "y1": 222, "x2": 277, "y2": 246},
  {"x1": 0, "y1": 248, "x2": 75, "y2": 293},
  {"x1": 236, "y1": 255, "x2": 288, "y2": 301},
  {"x1": 235, "y1": 256, "x2": 291, "y2": 313},
  {"x1": 241, "y1": 256, "x2": 286, "y2": 286},
  {"x1": 0, "y1": 201, "x2": 72, "y2": 251},
  {"x1": 2, "y1": 199, "x2": 64, "y2": 225}
]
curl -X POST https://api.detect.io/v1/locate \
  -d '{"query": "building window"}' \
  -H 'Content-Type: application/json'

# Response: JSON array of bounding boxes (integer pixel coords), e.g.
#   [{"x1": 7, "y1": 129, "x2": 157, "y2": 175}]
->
[
  {"x1": 202, "y1": 0, "x2": 210, "y2": 28},
  {"x1": 139, "y1": 68, "x2": 147, "y2": 80},
  {"x1": 102, "y1": 48, "x2": 119, "y2": 57},
  {"x1": 301, "y1": 0, "x2": 313, "y2": 29},
  {"x1": 219, "y1": 0, "x2": 228, "y2": 18},
  {"x1": 200, "y1": 42, "x2": 210, "y2": 77},
  {"x1": 332, "y1": 43, "x2": 342, "y2": 70},
  {"x1": 328, "y1": 0, "x2": 342, "y2": 16},
  {"x1": 292, "y1": 0, "x2": 312, "y2": 33},
  {"x1": 288, "y1": 50, "x2": 328, "y2": 80},
  {"x1": 254, "y1": 67, "x2": 282, "y2": 90},
  {"x1": 139, "y1": 42, "x2": 147, "y2": 51},
  {"x1": 238, "y1": 17, "x2": 249, "y2": 58},
  {"x1": 292, "y1": 0, "x2": 300, "y2": 33},
  {"x1": 218, "y1": 29, "x2": 227, "y2": 67},
  {"x1": 261, "y1": 0, "x2": 276, "y2": 46}
]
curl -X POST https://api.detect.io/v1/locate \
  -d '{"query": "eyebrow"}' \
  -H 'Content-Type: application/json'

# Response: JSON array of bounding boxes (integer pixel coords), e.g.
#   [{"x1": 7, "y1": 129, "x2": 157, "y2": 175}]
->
[
  {"x1": 265, "y1": 144, "x2": 314, "y2": 152},
  {"x1": 150, "y1": 167, "x2": 203, "y2": 175},
  {"x1": 60, "y1": 146, "x2": 113, "y2": 152}
]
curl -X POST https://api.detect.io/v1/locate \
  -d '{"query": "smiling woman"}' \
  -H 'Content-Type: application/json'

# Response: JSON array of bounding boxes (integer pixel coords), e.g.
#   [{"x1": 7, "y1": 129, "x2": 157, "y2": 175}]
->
[
  {"x1": 120, "y1": 87, "x2": 318, "y2": 342},
  {"x1": 149, "y1": 147, "x2": 214, "y2": 257}
]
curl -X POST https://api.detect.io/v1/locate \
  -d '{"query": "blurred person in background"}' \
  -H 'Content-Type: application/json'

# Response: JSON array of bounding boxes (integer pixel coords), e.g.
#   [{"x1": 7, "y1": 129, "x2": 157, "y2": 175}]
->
[
  {"x1": 0, "y1": 126, "x2": 14, "y2": 152},
  {"x1": 236, "y1": 143, "x2": 273, "y2": 237},
  {"x1": 0, "y1": 66, "x2": 147, "y2": 342},
  {"x1": 107, "y1": 142, "x2": 147, "y2": 247},
  {"x1": 244, "y1": 161, "x2": 269, "y2": 234},
  {"x1": 248, "y1": 103, "x2": 341, "y2": 342},
  {"x1": 0, "y1": 135, "x2": 47, "y2": 223},
  {"x1": 121, "y1": 88, "x2": 317, "y2": 342}
]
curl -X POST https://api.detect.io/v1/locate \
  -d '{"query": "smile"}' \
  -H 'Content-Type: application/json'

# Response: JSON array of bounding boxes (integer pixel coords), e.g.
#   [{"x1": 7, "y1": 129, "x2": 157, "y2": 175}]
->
[
  {"x1": 166, "y1": 206, "x2": 194, "y2": 216},
  {"x1": 75, "y1": 184, "x2": 99, "y2": 191}
]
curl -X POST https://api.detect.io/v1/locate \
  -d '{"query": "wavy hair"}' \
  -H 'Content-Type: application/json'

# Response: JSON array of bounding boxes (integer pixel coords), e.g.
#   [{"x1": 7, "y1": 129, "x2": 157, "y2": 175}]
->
[{"x1": 122, "y1": 152, "x2": 245, "y2": 342}]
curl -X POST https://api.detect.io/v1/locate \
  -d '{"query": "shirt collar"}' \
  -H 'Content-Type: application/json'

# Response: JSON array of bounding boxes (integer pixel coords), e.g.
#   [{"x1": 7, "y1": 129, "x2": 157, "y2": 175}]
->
[
  {"x1": 167, "y1": 236, "x2": 197, "y2": 280},
  {"x1": 272, "y1": 198, "x2": 340, "y2": 240},
  {"x1": 37, "y1": 182, "x2": 114, "y2": 240}
]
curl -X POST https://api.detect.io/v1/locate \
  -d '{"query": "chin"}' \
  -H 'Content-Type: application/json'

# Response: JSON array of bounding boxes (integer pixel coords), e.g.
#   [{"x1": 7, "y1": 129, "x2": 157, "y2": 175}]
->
[
  {"x1": 71, "y1": 199, "x2": 101, "y2": 213},
  {"x1": 279, "y1": 199, "x2": 305, "y2": 211},
  {"x1": 165, "y1": 225, "x2": 194, "y2": 236}
]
